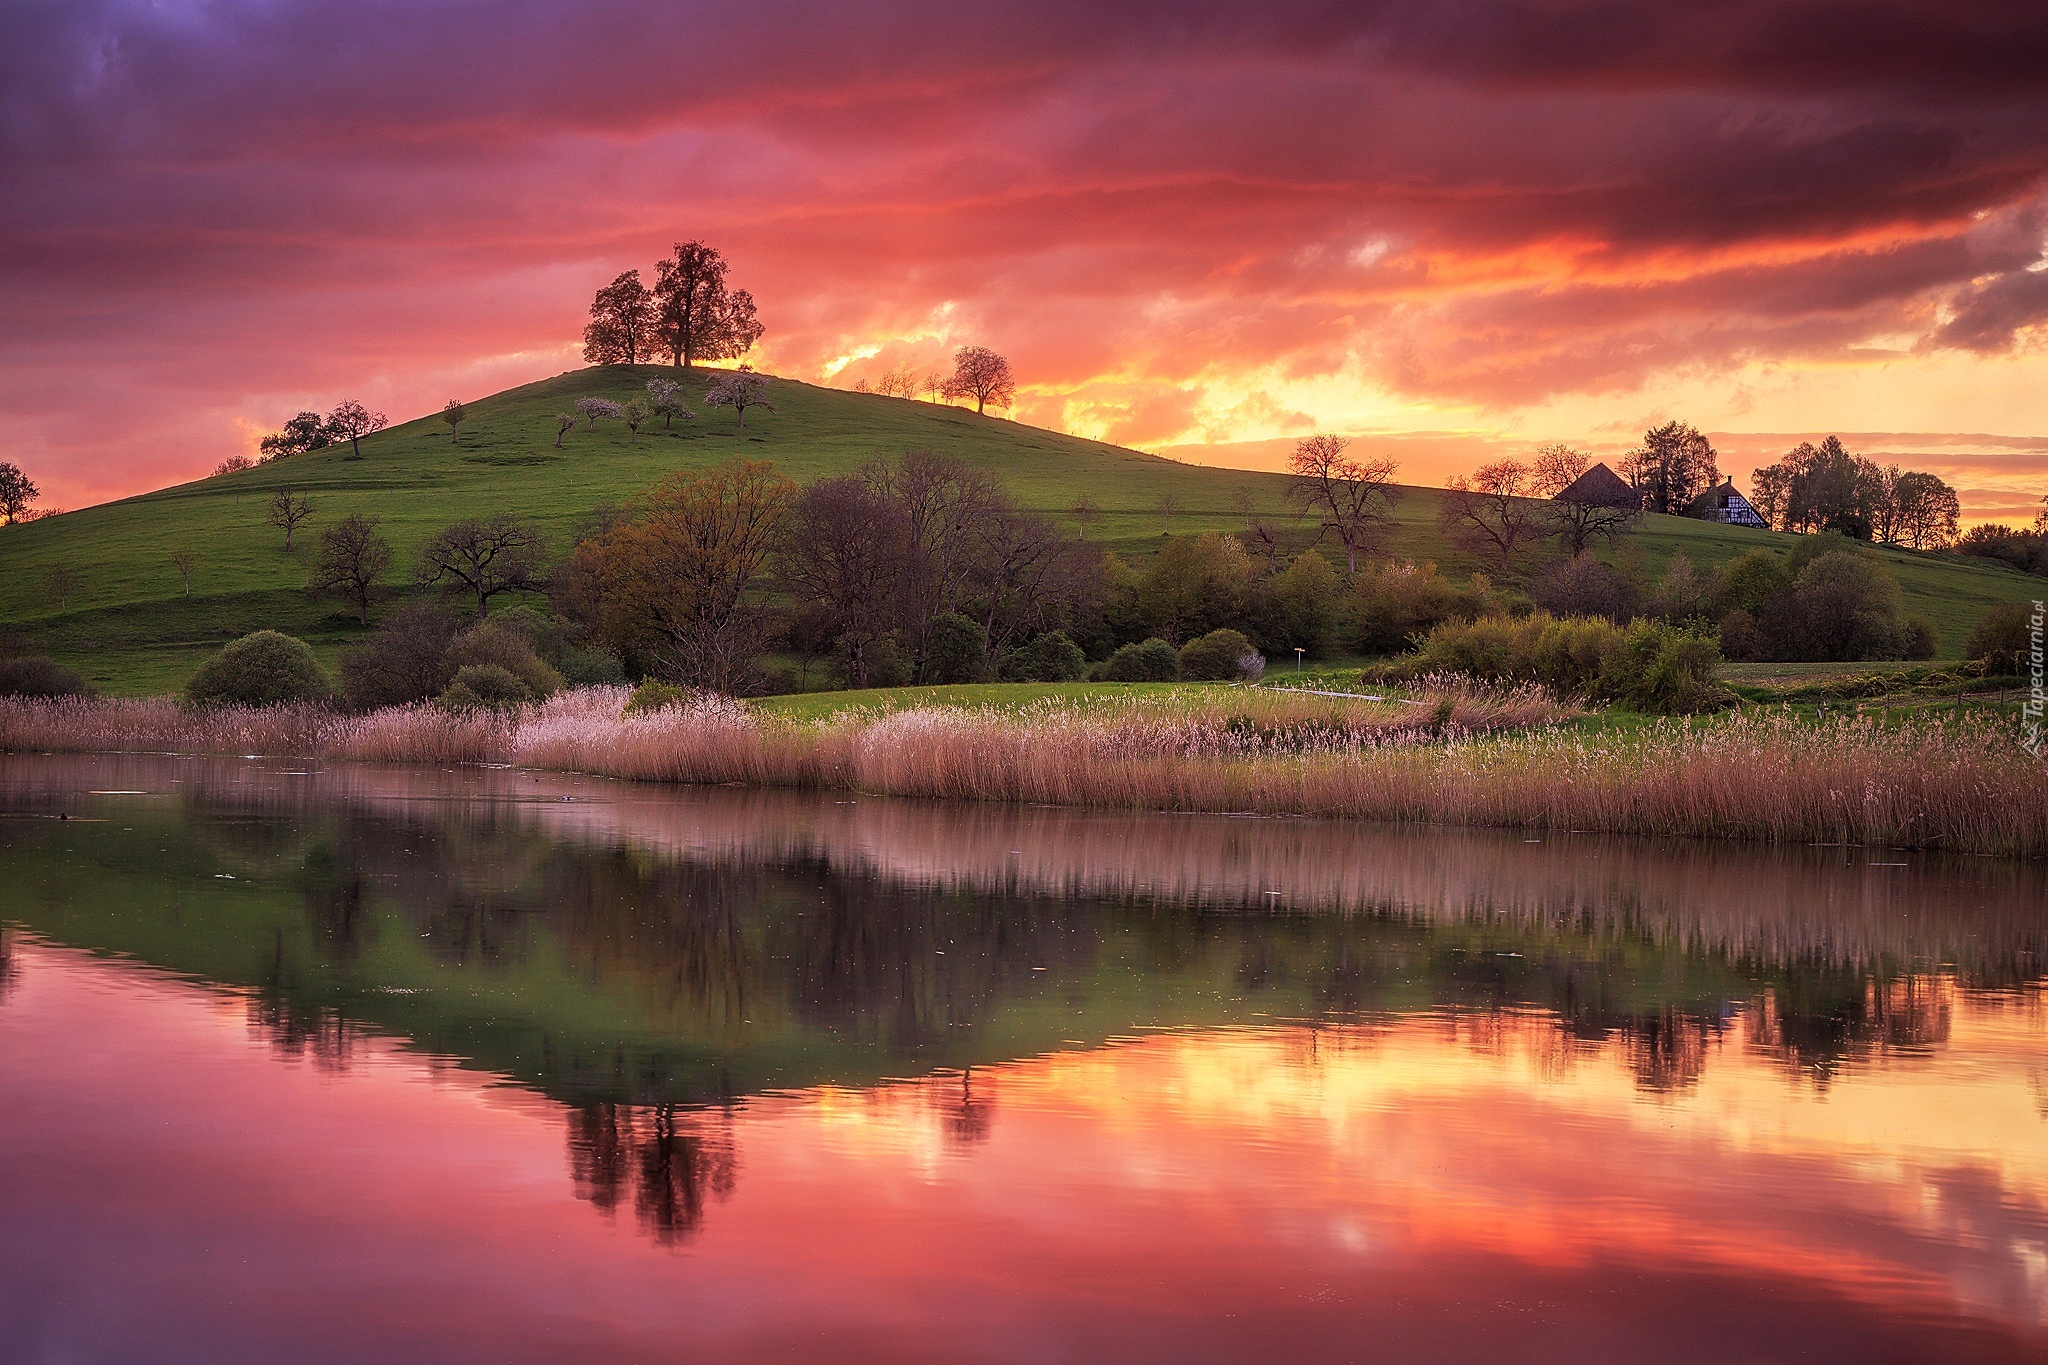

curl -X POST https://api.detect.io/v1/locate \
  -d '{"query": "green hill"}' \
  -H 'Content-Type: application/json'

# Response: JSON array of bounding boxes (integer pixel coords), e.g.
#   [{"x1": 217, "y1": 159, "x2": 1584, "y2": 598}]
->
[{"x1": 0, "y1": 364, "x2": 2037, "y2": 693}]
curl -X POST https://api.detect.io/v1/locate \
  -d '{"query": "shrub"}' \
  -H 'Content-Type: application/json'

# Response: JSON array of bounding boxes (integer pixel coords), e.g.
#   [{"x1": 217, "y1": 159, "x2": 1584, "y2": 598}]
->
[
  {"x1": 186, "y1": 631, "x2": 331, "y2": 706},
  {"x1": 625, "y1": 679, "x2": 695, "y2": 715},
  {"x1": 438, "y1": 663, "x2": 532, "y2": 710},
  {"x1": 858, "y1": 636, "x2": 915, "y2": 689},
  {"x1": 0, "y1": 655, "x2": 92, "y2": 699},
  {"x1": 1000, "y1": 631, "x2": 1087, "y2": 683},
  {"x1": 1713, "y1": 549, "x2": 1791, "y2": 619},
  {"x1": 1532, "y1": 553, "x2": 1634, "y2": 621},
  {"x1": 1597, "y1": 619, "x2": 1726, "y2": 714},
  {"x1": 1098, "y1": 638, "x2": 1181, "y2": 682},
  {"x1": 1785, "y1": 550, "x2": 1907, "y2": 661},
  {"x1": 445, "y1": 622, "x2": 565, "y2": 698},
  {"x1": 1179, "y1": 628, "x2": 1261, "y2": 681},
  {"x1": 923, "y1": 613, "x2": 991, "y2": 684},
  {"x1": 556, "y1": 645, "x2": 626, "y2": 686},
  {"x1": 1901, "y1": 616, "x2": 1937, "y2": 661},
  {"x1": 1346, "y1": 562, "x2": 1501, "y2": 655},
  {"x1": 1409, "y1": 612, "x2": 1725, "y2": 713},
  {"x1": 1966, "y1": 602, "x2": 2038, "y2": 674},
  {"x1": 1717, "y1": 608, "x2": 1767, "y2": 663},
  {"x1": 338, "y1": 601, "x2": 461, "y2": 709}
]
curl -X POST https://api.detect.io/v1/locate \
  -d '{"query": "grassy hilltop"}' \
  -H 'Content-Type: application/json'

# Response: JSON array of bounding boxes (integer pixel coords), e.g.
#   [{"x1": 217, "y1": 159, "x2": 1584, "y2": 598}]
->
[{"x1": 1, "y1": 364, "x2": 2038, "y2": 694}]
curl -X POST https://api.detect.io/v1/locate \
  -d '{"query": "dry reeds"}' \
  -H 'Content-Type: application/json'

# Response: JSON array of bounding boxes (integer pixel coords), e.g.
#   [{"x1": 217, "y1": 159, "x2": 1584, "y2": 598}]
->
[{"x1": 3, "y1": 686, "x2": 2043, "y2": 856}]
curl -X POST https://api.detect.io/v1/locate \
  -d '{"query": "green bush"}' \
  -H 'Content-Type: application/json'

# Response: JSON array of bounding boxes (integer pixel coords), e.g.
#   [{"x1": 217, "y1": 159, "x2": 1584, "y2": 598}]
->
[
  {"x1": 445, "y1": 622, "x2": 565, "y2": 698},
  {"x1": 439, "y1": 663, "x2": 532, "y2": 710},
  {"x1": 186, "y1": 631, "x2": 331, "y2": 707},
  {"x1": 1901, "y1": 616, "x2": 1937, "y2": 662},
  {"x1": 1000, "y1": 631, "x2": 1087, "y2": 682},
  {"x1": 1411, "y1": 612, "x2": 1725, "y2": 713},
  {"x1": 0, "y1": 655, "x2": 92, "y2": 699},
  {"x1": 1178, "y1": 628, "x2": 1262, "y2": 681},
  {"x1": 923, "y1": 613, "x2": 991, "y2": 684},
  {"x1": 625, "y1": 679, "x2": 695, "y2": 714},
  {"x1": 1346, "y1": 562, "x2": 1501, "y2": 654},
  {"x1": 855, "y1": 636, "x2": 915, "y2": 689},
  {"x1": 1597, "y1": 619, "x2": 1726, "y2": 714},
  {"x1": 1966, "y1": 602, "x2": 2037, "y2": 674},
  {"x1": 1098, "y1": 638, "x2": 1181, "y2": 682}
]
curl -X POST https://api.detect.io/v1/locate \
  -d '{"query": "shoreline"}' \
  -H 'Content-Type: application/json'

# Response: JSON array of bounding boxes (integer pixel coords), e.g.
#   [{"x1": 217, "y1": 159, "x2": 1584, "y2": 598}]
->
[{"x1": 2, "y1": 686, "x2": 2044, "y2": 859}]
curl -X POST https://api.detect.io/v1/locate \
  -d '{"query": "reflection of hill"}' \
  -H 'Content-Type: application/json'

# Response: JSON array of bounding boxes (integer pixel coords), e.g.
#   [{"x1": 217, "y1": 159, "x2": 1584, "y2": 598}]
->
[{"x1": 0, "y1": 754, "x2": 2040, "y2": 1118}]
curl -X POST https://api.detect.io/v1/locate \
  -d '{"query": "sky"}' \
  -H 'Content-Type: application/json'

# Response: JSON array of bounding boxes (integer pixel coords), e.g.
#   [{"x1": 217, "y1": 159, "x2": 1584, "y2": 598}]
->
[{"x1": 5, "y1": 1, "x2": 2048, "y2": 521}]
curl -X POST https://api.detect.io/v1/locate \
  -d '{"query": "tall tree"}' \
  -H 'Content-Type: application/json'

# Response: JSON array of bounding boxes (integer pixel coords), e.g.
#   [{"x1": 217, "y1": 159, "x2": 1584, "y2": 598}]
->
[
  {"x1": 441, "y1": 399, "x2": 468, "y2": 444},
  {"x1": 310, "y1": 513, "x2": 393, "y2": 625},
  {"x1": 651, "y1": 242, "x2": 763, "y2": 368},
  {"x1": 1779, "y1": 436, "x2": 1880, "y2": 538},
  {"x1": 1287, "y1": 434, "x2": 1401, "y2": 573},
  {"x1": 1892, "y1": 472, "x2": 1961, "y2": 550},
  {"x1": 777, "y1": 475, "x2": 907, "y2": 687},
  {"x1": 1439, "y1": 459, "x2": 1545, "y2": 569},
  {"x1": 268, "y1": 487, "x2": 314, "y2": 550},
  {"x1": 325, "y1": 401, "x2": 388, "y2": 456},
  {"x1": 583, "y1": 269, "x2": 658, "y2": 364},
  {"x1": 1529, "y1": 443, "x2": 1590, "y2": 498},
  {"x1": 1622, "y1": 421, "x2": 1719, "y2": 515},
  {"x1": 1748, "y1": 461, "x2": 1793, "y2": 529},
  {"x1": 703, "y1": 369, "x2": 775, "y2": 429},
  {"x1": 416, "y1": 514, "x2": 546, "y2": 620},
  {"x1": 0, "y1": 461, "x2": 37, "y2": 524},
  {"x1": 940, "y1": 346, "x2": 1016, "y2": 414},
  {"x1": 567, "y1": 459, "x2": 794, "y2": 691},
  {"x1": 259, "y1": 411, "x2": 330, "y2": 461}
]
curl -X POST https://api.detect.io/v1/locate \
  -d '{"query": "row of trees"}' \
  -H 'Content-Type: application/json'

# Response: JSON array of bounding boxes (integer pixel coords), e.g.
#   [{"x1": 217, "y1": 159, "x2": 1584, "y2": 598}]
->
[{"x1": 1747, "y1": 436, "x2": 1960, "y2": 547}]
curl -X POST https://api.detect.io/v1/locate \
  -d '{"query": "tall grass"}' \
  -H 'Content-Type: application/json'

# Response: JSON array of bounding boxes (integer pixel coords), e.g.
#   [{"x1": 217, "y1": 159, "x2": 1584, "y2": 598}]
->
[{"x1": 3, "y1": 685, "x2": 2043, "y2": 856}]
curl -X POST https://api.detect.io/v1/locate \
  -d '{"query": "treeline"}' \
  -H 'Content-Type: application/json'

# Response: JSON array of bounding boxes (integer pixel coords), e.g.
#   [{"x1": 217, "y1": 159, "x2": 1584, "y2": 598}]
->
[
  {"x1": 1747, "y1": 435, "x2": 1960, "y2": 547},
  {"x1": 1952, "y1": 498, "x2": 2048, "y2": 579}
]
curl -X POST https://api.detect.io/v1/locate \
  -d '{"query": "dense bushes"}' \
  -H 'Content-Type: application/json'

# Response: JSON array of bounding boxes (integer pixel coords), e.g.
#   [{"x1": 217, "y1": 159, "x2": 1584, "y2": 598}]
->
[
  {"x1": 1408, "y1": 612, "x2": 1725, "y2": 713},
  {"x1": 439, "y1": 664, "x2": 533, "y2": 710},
  {"x1": 186, "y1": 631, "x2": 331, "y2": 706},
  {"x1": 1097, "y1": 638, "x2": 1181, "y2": 682},
  {"x1": 1967, "y1": 602, "x2": 2038, "y2": 674},
  {"x1": 1178, "y1": 629, "x2": 1263, "y2": 681},
  {"x1": 338, "y1": 603, "x2": 606, "y2": 709},
  {"x1": 1345, "y1": 562, "x2": 1503, "y2": 654},
  {"x1": 338, "y1": 602, "x2": 461, "y2": 709},
  {"x1": 998, "y1": 631, "x2": 1086, "y2": 682},
  {"x1": 923, "y1": 614, "x2": 992, "y2": 684},
  {"x1": 0, "y1": 656, "x2": 92, "y2": 699},
  {"x1": 1714, "y1": 546, "x2": 1932, "y2": 663}
]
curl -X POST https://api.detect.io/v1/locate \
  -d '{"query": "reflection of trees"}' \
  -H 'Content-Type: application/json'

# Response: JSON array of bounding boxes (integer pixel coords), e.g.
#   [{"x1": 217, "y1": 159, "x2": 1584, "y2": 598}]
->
[
  {"x1": 0, "y1": 926, "x2": 16, "y2": 1005},
  {"x1": 567, "y1": 1103, "x2": 739, "y2": 1244},
  {"x1": 1748, "y1": 971, "x2": 1953, "y2": 1086}
]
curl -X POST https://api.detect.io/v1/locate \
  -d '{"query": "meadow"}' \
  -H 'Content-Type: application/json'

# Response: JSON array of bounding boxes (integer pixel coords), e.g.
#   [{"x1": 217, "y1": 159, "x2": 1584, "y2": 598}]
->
[{"x1": 3, "y1": 365, "x2": 2040, "y2": 694}]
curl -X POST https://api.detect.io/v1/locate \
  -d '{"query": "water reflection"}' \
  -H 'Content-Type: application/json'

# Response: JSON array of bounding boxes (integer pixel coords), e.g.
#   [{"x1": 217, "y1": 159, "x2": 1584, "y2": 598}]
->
[{"x1": 0, "y1": 754, "x2": 2044, "y2": 1360}]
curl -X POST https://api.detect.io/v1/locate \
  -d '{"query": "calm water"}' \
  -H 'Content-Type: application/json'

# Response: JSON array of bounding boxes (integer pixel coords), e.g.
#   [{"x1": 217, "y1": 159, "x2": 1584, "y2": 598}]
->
[{"x1": 1, "y1": 754, "x2": 2044, "y2": 1363}]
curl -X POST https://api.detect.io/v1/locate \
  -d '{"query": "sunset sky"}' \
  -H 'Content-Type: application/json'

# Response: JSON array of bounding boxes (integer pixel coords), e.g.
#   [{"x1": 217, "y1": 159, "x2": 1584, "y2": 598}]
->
[{"x1": 6, "y1": 1, "x2": 2048, "y2": 519}]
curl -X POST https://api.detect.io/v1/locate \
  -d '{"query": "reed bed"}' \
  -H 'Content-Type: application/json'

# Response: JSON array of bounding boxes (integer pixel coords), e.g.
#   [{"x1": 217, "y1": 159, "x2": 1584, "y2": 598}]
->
[{"x1": 3, "y1": 686, "x2": 2042, "y2": 856}]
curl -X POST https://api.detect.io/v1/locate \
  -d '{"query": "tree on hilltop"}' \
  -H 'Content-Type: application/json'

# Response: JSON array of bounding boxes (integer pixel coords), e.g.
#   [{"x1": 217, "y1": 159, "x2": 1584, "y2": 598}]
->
[
  {"x1": 1530, "y1": 443, "x2": 1590, "y2": 498},
  {"x1": 1288, "y1": 434, "x2": 1401, "y2": 574},
  {"x1": 584, "y1": 270, "x2": 658, "y2": 365},
  {"x1": 652, "y1": 242, "x2": 763, "y2": 368},
  {"x1": 1622, "y1": 421, "x2": 1718, "y2": 515},
  {"x1": 0, "y1": 461, "x2": 38, "y2": 524},
  {"x1": 941, "y1": 346, "x2": 1015, "y2": 415},
  {"x1": 259, "y1": 412, "x2": 330, "y2": 461},
  {"x1": 441, "y1": 400, "x2": 468, "y2": 444},
  {"x1": 1440, "y1": 459, "x2": 1545, "y2": 570},
  {"x1": 646, "y1": 377, "x2": 693, "y2": 428},
  {"x1": 326, "y1": 401, "x2": 388, "y2": 457}
]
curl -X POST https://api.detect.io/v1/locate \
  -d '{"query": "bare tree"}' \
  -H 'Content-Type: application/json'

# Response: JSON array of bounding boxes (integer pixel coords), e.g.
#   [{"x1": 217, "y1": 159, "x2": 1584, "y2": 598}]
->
[
  {"x1": 441, "y1": 399, "x2": 468, "y2": 445},
  {"x1": 416, "y1": 514, "x2": 546, "y2": 620},
  {"x1": 555, "y1": 413, "x2": 576, "y2": 448},
  {"x1": 1288, "y1": 434, "x2": 1402, "y2": 573},
  {"x1": 1070, "y1": 497, "x2": 1099, "y2": 540},
  {"x1": 1530, "y1": 443, "x2": 1591, "y2": 498},
  {"x1": 310, "y1": 513, "x2": 393, "y2": 625},
  {"x1": 941, "y1": 346, "x2": 1016, "y2": 414},
  {"x1": 45, "y1": 563, "x2": 79, "y2": 611},
  {"x1": 777, "y1": 475, "x2": 906, "y2": 686},
  {"x1": 1153, "y1": 493, "x2": 1179, "y2": 531},
  {"x1": 0, "y1": 461, "x2": 37, "y2": 524},
  {"x1": 325, "y1": 401, "x2": 388, "y2": 456},
  {"x1": 1545, "y1": 490, "x2": 1639, "y2": 557},
  {"x1": 171, "y1": 549, "x2": 196, "y2": 597},
  {"x1": 575, "y1": 396, "x2": 623, "y2": 430},
  {"x1": 1440, "y1": 460, "x2": 1546, "y2": 569},
  {"x1": 583, "y1": 269, "x2": 658, "y2": 364},
  {"x1": 923, "y1": 372, "x2": 945, "y2": 403},
  {"x1": 703, "y1": 369, "x2": 776, "y2": 429},
  {"x1": 1234, "y1": 487, "x2": 1297, "y2": 571},
  {"x1": 967, "y1": 508, "x2": 1092, "y2": 661},
  {"x1": 268, "y1": 487, "x2": 314, "y2": 551}
]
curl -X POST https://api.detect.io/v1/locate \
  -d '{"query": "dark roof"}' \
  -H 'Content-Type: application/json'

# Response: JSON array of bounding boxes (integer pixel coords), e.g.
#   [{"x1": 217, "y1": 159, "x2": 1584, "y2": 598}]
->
[{"x1": 1556, "y1": 461, "x2": 1638, "y2": 509}]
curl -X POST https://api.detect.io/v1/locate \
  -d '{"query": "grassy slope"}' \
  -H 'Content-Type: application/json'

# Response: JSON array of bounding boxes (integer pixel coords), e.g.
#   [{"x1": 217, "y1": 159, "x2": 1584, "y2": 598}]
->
[{"x1": 2, "y1": 363, "x2": 2039, "y2": 693}]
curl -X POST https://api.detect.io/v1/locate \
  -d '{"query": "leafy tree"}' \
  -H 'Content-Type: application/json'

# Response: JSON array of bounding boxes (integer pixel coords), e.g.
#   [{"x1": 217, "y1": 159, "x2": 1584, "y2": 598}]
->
[
  {"x1": 416, "y1": 513, "x2": 547, "y2": 620},
  {"x1": 170, "y1": 548, "x2": 196, "y2": 597},
  {"x1": 941, "y1": 346, "x2": 1015, "y2": 414},
  {"x1": 0, "y1": 461, "x2": 38, "y2": 524},
  {"x1": 1135, "y1": 532, "x2": 1255, "y2": 643},
  {"x1": 310, "y1": 512, "x2": 393, "y2": 625},
  {"x1": 185, "y1": 631, "x2": 330, "y2": 706},
  {"x1": 652, "y1": 242, "x2": 762, "y2": 368},
  {"x1": 565, "y1": 459, "x2": 794, "y2": 692},
  {"x1": 325, "y1": 400, "x2": 387, "y2": 456},
  {"x1": 622, "y1": 397, "x2": 650, "y2": 446},
  {"x1": 214, "y1": 454, "x2": 255, "y2": 476},
  {"x1": 999, "y1": 630, "x2": 1086, "y2": 682},
  {"x1": 1891, "y1": 472, "x2": 1960, "y2": 550},
  {"x1": 259, "y1": 412, "x2": 331, "y2": 461},
  {"x1": 1273, "y1": 550, "x2": 1342, "y2": 655},
  {"x1": 1178, "y1": 628, "x2": 1261, "y2": 681},
  {"x1": 555, "y1": 413, "x2": 576, "y2": 448},
  {"x1": 1622, "y1": 421, "x2": 1719, "y2": 515},
  {"x1": 646, "y1": 377, "x2": 693, "y2": 428},
  {"x1": 1439, "y1": 459, "x2": 1544, "y2": 569},
  {"x1": 1288, "y1": 434, "x2": 1401, "y2": 573},
  {"x1": 922, "y1": 613, "x2": 991, "y2": 684},
  {"x1": 1966, "y1": 602, "x2": 2036, "y2": 674},
  {"x1": 441, "y1": 399, "x2": 467, "y2": 444},
  {"x1": 575, "y1": 396, "x2": 623, "y2": 430},
  {"x1": 267, "y1": 487, "x2": 314, "y2": 550},
  {"x1": 703, "y1": 369, "x2": 776, "y2": 429},
  {"x1": 1786, "y1": 550, "x2": 1909, "y2": 661},
  {"x1": 1748, "y1": 462, "x2": 1793, "y2": 529},
  {"x1": 583, "y1": 269, "x2": 658, "y2": 364},
  {"x1": 1759, "y1": 436, "x2": 1883, "y2": 538}
]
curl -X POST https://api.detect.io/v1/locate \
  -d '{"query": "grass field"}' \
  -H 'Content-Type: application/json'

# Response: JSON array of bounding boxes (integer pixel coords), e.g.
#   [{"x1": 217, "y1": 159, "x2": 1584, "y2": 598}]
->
[{"x1": 2, "y1": 363, "x2": 2040, "y2": 694}]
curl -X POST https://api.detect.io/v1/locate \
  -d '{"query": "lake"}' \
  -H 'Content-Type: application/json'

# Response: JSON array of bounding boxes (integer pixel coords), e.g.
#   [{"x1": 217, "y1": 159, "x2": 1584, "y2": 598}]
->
[{"x1": 1, "y1": 753, "x2": 2043, "y2": 1363}]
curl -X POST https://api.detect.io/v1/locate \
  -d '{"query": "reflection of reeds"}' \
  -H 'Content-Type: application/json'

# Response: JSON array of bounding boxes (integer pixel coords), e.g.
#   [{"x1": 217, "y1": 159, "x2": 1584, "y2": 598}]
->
[{"x1": 4, "y1": 687, "x2": 2045, "y2": 855}]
